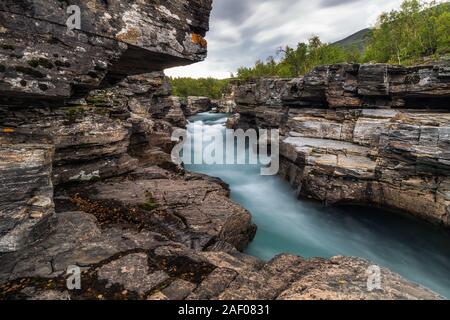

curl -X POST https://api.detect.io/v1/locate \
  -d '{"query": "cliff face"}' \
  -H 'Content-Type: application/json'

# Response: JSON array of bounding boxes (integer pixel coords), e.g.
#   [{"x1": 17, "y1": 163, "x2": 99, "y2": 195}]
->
[
  {"x1": 234, "y1": 62, "x2": 450, "y2": 227},
  {"x1": 0, "y1": 0, "x2": 214, "y2": 253}
]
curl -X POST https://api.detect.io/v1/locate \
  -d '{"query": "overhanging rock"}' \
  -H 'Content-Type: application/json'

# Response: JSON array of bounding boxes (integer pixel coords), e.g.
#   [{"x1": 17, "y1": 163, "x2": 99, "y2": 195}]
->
[{"x1": 0, "y1": 0, "x2": 212, "y2": 105}]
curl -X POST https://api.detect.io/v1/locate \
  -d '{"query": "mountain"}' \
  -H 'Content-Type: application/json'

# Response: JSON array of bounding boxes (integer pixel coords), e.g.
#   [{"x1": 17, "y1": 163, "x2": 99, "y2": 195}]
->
[{"x1": 332, "y1": 28, "x2": 371, "y2": 52}]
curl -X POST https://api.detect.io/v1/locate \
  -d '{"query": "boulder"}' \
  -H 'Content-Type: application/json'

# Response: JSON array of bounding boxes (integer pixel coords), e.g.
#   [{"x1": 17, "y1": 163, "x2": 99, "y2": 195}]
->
[{"x1": 61, "y1": 166, "x2": 257, "y2": 251}]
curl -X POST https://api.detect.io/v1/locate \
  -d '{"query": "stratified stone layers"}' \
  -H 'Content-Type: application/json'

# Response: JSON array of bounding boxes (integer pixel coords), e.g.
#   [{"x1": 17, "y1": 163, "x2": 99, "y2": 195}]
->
[
  {"x1": 0, "y1": 0, "x2": 212, "y2": 104},
  {"x1": 0, "y1": 0, "x2": 212, "y2": 253},
  {"x1": 234, "y1": 62, "x2": 450, "y2": 226},
  {"x1": 184, "y1": 96, "x2": 213, "y2": 116},
  {"x1": 0, "y1": 71, "x2": 210, "y2": 253},
  {"x1": 0, "y1": 142, "x2": 54, "y2": 252}
]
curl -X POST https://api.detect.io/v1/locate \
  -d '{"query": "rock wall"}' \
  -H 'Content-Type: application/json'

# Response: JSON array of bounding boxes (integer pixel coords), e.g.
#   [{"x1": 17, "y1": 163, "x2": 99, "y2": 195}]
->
[
  {"x1": 0, "y1": 0, "x2": 212, "y2": 253},
  {"x1": 212, "y1": 99, "x2": 236, "y2": 113},
  {"x1": 234, "y1": 62, "x2": 450, "y2": 227},
  {"x1": 213, "y1": 82, "x2": 237, "y2": 113},
  {"x1": 0, "y1": 141, "x2": 54, "y2": 252},
  {"x1": 184, "y1": 96, "x2": 213, "y2": 116}
]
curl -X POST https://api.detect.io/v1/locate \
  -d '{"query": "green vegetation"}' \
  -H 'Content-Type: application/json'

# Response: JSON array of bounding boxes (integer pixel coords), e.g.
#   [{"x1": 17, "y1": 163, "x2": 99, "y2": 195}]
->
[
  {"x1": 365, "y1": 0, "x2": 450, "y2": 64},
  {"x1": 169, "y1": 77, "x2": 230, "y2": 99},
  {"x1": 86, "y1": 93, "x2": 110, "y2": 107},
  {"x1": 236, "y1": 0, "x2": 450, "y2": 79},
  {"x1": 63, "y1": 106, "x2": 85, "y2": 124},
  {"x1": 139, "y1": 193, "x2": 159, "y2": 211},
  {"x1": 1, "y1": 44, "x2": 15, "y2": 50},
  {"x1": 237, "y1": 36, "x2": 361, "y2": 79}
]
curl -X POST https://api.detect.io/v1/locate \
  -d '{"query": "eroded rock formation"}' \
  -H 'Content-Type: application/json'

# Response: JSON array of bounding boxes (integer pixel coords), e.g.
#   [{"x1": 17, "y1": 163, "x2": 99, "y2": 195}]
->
[
  {"x1": 234, "y1": 62, "x2": 450, "y2": 227},
  {"x1": 0, "y1": 142, "x2": 54, "y2": 252},
  {"x1": 0, "y1": 0, "x2": 213, "y2": 253},
  {"x1": 213, "y1": 83, "x2": 237, "y2": 113},
  {"x1": 0, "y1": 0, "x2": 211, "y2": 104},
  {"x1": 184, "y1": 96, "x2": 213, "y2": 116}
]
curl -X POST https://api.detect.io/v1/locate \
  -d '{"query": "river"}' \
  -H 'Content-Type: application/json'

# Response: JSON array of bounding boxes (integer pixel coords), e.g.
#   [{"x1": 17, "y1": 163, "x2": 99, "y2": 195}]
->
[{"x1": 184, "y1": 112, "x2": 450, "y2": 299}]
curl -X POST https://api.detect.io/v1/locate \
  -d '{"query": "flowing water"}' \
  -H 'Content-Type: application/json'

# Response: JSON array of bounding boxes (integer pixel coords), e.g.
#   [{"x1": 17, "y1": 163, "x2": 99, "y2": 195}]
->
[{"x1": 184, "y1": 112, "x2": 450, "y2": 299}]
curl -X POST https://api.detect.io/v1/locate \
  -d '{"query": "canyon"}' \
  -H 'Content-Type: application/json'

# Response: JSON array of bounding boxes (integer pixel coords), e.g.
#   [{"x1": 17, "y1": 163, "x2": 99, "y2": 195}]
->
[{"x1": 0, "y1": 1, "x2": 446, "y2": 300}]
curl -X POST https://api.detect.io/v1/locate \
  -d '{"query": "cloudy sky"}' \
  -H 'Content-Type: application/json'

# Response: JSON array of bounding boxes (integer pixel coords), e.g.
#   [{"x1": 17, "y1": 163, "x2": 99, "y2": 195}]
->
[{"x1": 165, "y1": 0, "x2": 435, "y2": 78}]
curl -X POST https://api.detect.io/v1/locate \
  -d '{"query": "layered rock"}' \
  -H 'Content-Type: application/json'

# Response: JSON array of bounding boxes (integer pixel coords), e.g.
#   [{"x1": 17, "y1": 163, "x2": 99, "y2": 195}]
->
[
  {"x1": 0, "y1": 140, "x2": 54, "y2": 252},
  {"x1": 0, "y1": 216, "x2": 441, "y2": 300},
  {"x1": 234, "y1": 62, "x2": 450, "y2": 227},
  {"x1": 212, "y1": 82, "x2": 237, "y2": 113},
  {"x1": 235, "y1": 78, "x2": 290, "y2": 129},
  {"x1": 0, "y1": 0, "x2": 212, "y2": 104},
  {"x1": 184, "y1": 96, "x2": 213, "y2": 116},
  {"x1": 61, "y1": 166, "x2": 256, "y2": 252},
  {"x1": 212, "y1": 99, "x2": 236, "y2": 113},
  {"x1": 0, "y1": 71, "x2": 189, "y2": 188},
  {"x1": 0, "y1": 1, "x2": 212, "y2": 253},
  {"x1": 0, "y1": 164, "x2": 255, "y2": 282}
]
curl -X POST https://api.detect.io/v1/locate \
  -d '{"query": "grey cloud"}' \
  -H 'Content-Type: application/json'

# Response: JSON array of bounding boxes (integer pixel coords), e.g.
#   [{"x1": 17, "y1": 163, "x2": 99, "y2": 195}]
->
[
  {"x1": 212, "y1": 0, "x2": 252, "y2": 23},
  {"x1": 211, "y1": 0, "x2": 292, "y2": 24},
  {"x1": 320, "y1": 0, "x2": 365, "y2": 8}
]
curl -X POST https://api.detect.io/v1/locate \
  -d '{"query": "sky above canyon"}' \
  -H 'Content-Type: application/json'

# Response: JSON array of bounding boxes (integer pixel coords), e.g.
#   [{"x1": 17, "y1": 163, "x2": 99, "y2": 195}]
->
[{"x1": 165, "y1": 0, "x2": 437, "y2": 79}]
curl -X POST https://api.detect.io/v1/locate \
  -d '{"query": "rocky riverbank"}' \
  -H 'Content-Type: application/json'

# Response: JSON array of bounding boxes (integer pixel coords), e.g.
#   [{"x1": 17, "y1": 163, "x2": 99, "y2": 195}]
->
[
  {"x1": 233, "y1": 62, "x2": 450, "y2": 227},
  {"x1": 0, "y1": 1, "x2": 443, "y2": 300}
]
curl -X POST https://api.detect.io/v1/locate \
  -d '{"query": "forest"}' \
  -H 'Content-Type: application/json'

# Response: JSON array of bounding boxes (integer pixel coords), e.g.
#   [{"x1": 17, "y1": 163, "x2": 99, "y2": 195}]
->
[{"x1": 169, "y1": 77, "x2": 230, "y2": 99}]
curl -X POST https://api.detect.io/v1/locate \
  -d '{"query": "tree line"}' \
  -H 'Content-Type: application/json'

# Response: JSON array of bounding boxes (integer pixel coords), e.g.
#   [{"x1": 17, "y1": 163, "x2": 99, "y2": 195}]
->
[{"x1": 169, "y1": 77, "x2": 230, "y2": 99}]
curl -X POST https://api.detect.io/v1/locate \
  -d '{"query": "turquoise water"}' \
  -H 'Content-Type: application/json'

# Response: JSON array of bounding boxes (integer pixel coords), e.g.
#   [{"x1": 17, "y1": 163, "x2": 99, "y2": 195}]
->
[{"x1": 185, "y1": 112, "x2": 450, "y2": 299}]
